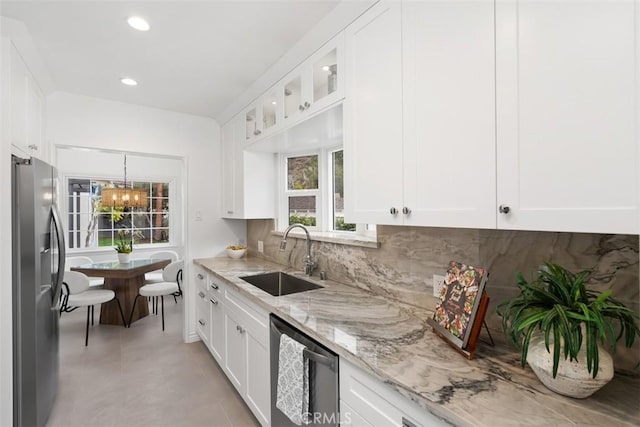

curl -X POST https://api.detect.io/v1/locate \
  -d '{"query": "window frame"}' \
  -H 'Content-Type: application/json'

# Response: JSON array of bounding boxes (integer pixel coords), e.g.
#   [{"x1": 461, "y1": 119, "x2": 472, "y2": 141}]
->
[
  {"x1": 279, "y1": 149, "x2": 324, "y2": 232},
  {"x1": 278, "y1": 146, "x2": 374, "y2": 237},
  {"x1": 63, "y1": 173, "x2": 176, "y2": 252}
]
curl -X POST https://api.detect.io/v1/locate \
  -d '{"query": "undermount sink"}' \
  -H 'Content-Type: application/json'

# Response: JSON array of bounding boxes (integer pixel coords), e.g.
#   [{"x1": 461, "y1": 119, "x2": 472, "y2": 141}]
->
[{"x1": 239, "y1": 271, "x2": 323, "y2": 296}]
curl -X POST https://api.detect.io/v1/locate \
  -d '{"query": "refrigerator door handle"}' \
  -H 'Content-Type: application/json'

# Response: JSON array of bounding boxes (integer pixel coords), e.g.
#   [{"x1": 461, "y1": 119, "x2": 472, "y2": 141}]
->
[{"x1": 50, "y1": 205, "x2": 66, "y2": 306}]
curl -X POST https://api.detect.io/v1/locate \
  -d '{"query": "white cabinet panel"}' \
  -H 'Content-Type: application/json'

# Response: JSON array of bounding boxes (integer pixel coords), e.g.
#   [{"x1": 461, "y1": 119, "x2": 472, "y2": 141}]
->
[
  {"x1": 224, "y1": 310, "x2": 246, "y2": 394},
  {"x1": 245, "y1": 332, "x2": 270, "y2": 426},
  {"x1": 340, "y1": 400, "x2": 373, "y2": 427},
  {"x1": 209, "y1": 295, "x2": 224, "y2": 364},
  {"x1": 195, "y1": 290, "x2": 210, "y2": 346},
  {"x1": 221, "y1": 114, "x2": 276, "y2": 219},
  {"x1": 340, "y1": 359, "x2": 448, "y2": 427},
  {"x1": 9, "y1": 42, "x2": 27, "y2": 153},
  {"x1": 402, "y1": 0, "x2": 496, "y2": 228},
  {"x1": 344, "y1": 0, "x2": 404, "y2": 225},
  {"x1": 221, "y1": 120, "x2": 236, "y2": 217},
  {"x1": 496, "y1": 0, "x2": 638, "y2": 234},
  {"x1": 6, "y1": 40, "x2": 45, "y2": 161}
]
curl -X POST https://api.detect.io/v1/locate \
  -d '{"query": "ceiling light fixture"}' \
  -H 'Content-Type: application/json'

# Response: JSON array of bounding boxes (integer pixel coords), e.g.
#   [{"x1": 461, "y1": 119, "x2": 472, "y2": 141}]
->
[
  {"x1": 322, "y1": 65, "x2": 330, "y2": 71},
  {"x1": 272, "y1": 101, "x2": 277, "y2": 105},
  {"x1": 101, "y1": 154, "x2": 148, "y2": 209},
  {"x1": 120, "y1": 77, "x2": 138, "y2": 86},
  {"x1": 127, "y1": 16, "x2": 150, "y2": 31}
]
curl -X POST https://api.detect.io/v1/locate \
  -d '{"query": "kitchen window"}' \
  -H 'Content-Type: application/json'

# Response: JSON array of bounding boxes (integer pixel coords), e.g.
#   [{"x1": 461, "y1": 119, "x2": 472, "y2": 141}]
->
[
  {"x1": 279, "y1": 148, "x2": 374, "y2": 239},
  {"x1": 66, "y1": 177, "x2": 170, "y2": 249}
]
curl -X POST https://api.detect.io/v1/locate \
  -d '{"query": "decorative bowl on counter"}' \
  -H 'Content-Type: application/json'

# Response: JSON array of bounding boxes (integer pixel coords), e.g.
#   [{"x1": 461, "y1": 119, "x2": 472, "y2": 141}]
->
[{"x1": 226, "y1": 245, "x2": 247, "y2": 259}]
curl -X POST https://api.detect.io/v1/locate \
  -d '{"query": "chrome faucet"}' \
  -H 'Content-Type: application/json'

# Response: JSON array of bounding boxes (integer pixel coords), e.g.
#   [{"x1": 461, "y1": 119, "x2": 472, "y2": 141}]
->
[{"x1": 280, "y1": 224, "x2": 315, "y2": 276}]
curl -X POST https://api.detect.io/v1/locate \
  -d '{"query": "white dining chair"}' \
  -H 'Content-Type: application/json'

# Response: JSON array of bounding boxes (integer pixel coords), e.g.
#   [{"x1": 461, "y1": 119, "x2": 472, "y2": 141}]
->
[
  {"x1": 145, "y1": 251, "x2": 183, "y2": 307},
  {"x1": 61, "y1": 271, "x2": 127, "y2": 346},
  {"x1": 65, "y1": 256, "x2": 104, "y2": 288},
  {"x1": 129, "y1": 260, "x2": 183, "y2": 331},
  {"x1": 145, "y1": 250, "x2": 180, "y2": 283}
]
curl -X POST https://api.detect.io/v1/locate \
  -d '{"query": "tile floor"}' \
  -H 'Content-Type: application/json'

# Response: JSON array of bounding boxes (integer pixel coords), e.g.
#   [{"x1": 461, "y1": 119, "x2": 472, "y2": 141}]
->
[{"x1": 47, "y1": 297, "x2": 260, "y2": 427}]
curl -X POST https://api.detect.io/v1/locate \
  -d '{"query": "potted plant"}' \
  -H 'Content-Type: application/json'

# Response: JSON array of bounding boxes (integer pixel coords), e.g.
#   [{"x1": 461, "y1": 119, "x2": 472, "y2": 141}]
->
[
  {"x1": 497, "y1": 262, "x2": 639, "y2": 398},
  {"x1": 115, "y1": 230, "x2": 134, "y2": 263}
]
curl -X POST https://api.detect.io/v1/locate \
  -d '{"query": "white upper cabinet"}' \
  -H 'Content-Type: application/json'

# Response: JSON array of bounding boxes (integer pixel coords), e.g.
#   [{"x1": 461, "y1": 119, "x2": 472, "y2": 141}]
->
[
  {"x1": 221, "y1": 113, "x2": 276, "y2": 219},
  {"x1": 243, "y1": 33, "x2": 345, "y2": 145},
  {"x1": 344, "y1": 0, "x2": 404, "y2": 225},
  {"x1": 495, "y1": 0, "x2": 639, "y2": 234},
  {"x1": 402, "y1": 0, "x2": 496, "y2": 228},
  {"x1": 3, "y1": 39, "x2": 46, "y2": 161},
  {"x1": 345, "y1": 0, "x2": 496, "y2": 228},
  {"x1": 281, "y1": 33, "x2": 345, "y2": 128}
]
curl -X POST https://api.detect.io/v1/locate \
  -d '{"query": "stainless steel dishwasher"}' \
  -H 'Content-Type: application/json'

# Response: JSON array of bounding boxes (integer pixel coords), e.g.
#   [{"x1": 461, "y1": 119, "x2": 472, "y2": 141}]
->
[{"x1": 270, "y1": 314, "x2": 339, "y2": 426}]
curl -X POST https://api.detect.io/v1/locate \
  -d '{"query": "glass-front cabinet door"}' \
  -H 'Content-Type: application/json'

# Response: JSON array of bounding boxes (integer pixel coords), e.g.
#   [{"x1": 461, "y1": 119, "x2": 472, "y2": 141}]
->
[
  {"x1": 244, "y1": 104, "x2": 261, "y2": 141},
  {"x1": 283, "y1": 74, "x2": 304, "y2": 123},
  {"x1": 312, "y1": 48, "x2": 338, "y2": 104},
  {"x1": 262, "y1": 91, "x2": 279, "y2": 133},
  {"x1": 307, "y1": 32, "x2": 344, "y2": 114}
]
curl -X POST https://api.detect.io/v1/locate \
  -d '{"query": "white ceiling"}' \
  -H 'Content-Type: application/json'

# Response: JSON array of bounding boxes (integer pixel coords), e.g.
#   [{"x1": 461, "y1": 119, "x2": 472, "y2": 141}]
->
[{"x1": 0, "y1": 0, "x2": 340, "y2": 119}]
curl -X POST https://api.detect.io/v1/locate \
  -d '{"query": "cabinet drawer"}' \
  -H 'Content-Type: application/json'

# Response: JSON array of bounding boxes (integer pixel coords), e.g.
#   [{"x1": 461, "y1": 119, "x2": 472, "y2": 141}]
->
[
  {"x1": 224, "y1": 288, "x2": 269, "y2": 347},
  {"x1": 340, "y1": 360, "x2": 448, "y2": 427},
  {"x1": 195, "y1": 296, "x2": 209, "y2": 342},
  {"x1": 194, "y1": 266, "x2": 208, "y2": 292},
  {"x1": 209, "y1": 275, "x2": 226, "y2": 295}
]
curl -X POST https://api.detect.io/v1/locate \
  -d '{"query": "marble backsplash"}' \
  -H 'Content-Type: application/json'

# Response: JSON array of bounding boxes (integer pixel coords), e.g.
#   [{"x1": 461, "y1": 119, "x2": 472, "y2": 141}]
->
[{"x1": 246, "y1": 219, "x2": 640, "y2": 371}]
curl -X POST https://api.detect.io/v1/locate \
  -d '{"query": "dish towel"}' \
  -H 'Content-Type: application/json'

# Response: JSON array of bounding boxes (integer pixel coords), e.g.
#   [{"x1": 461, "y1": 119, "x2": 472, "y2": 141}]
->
[{"x1": 276, "y1": 333, "x2": 310, "y2": 425}]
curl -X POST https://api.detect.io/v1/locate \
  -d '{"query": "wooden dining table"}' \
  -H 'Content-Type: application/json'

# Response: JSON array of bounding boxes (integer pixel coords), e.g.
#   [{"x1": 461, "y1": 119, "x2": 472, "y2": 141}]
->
[{"x1": 71, "y1": 258, "x2": 171, "y2": 326}]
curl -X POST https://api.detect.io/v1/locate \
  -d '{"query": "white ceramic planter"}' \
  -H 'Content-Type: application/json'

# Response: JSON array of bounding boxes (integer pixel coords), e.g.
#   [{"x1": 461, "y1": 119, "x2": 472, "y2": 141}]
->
[
  {"x1": 527, "y1": 335, "x2": 614, "y2": 398},
  {"x1": 117, "y1": 252, "x2": 132, "y2": 264}
]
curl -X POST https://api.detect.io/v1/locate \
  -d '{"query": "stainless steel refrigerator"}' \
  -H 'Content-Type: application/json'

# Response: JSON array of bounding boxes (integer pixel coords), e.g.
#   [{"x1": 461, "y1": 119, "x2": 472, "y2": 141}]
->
[{"x1": 11, "y1": 155, "x2": 66, "y2": 427}]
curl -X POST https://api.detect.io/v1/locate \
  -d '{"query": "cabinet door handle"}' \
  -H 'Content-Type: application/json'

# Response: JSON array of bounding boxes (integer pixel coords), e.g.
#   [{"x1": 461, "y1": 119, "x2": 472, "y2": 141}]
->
[
  {"x1": 210, "y1": 298, "x2": 218, "y2": 305},
  {"x1": 210, "y1": 283, "x2": 219, "y2": 290},
  {"x1": 227, "y1": 210, "x2": 234, "y2": 214},
  {"x1": 402, "y1": 207, "x2": 411, "y2": 215},
  {"x1": 236, "y1": 325, "x2": 245, "y2": 334},
  {"x1": 197, "y1": 273, "x2": 204, "y2": 280},
  {"x1": 198, "y1": 319, "x2": 205, "y2": 326},
  {"x1": 499, "y1": 205, "x2": 511, "y2": 214},
  {"x1": 304, "y1": 101, "x2": 311, "y2": 109},
  {"x1": 298, "y1": 104, "x2": 305, "y2": 111},
  {"x1": 198, "y1": 291, "x2": 205, "y2": 299},
  {"x1": 28, "y1": 144, "x2": 38, "y2": 151},
  {"x1": 390, "y1": 207, "x2": 398, "y2": 215},
  {"x1": 254, "y1": 129, "x2": 262, "y2": 136}
]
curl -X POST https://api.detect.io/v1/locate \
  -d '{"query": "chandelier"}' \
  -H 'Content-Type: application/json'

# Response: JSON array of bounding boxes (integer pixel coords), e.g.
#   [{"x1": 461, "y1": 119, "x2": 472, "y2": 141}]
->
[{"x1": 101, "y1": 154, "x2": 148, "y2": 208}]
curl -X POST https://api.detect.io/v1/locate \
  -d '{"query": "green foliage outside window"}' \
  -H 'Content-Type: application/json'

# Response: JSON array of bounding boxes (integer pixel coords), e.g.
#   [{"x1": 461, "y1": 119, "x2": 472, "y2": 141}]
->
[
  {"x1": 335, "y1": 217, "x2": 356, "y2": 231},
  {"x1": 289, "y1": 214, "x2": 316, "y2": 226}
]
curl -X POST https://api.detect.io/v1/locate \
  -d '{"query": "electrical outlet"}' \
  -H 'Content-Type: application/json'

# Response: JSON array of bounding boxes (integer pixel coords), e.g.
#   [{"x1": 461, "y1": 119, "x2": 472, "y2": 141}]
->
[
  {"x1": 433, "y1": 274, "x2": 446, "y2": 297},
  {"x1": 257, "y1": 240, "x2": 264, "y2": 253}
]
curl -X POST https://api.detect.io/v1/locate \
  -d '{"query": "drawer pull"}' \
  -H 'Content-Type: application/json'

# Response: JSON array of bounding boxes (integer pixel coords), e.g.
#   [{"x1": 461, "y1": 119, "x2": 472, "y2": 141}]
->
[
  {"x1": 210, "y1": 298, "x2": 218, "y2": 305},
  {"x1": 198, "y1": 291, "x2": 205, "y2": 299},
  {"x1": 197, "y1": 273, "x2": 204, "y2": 280},
  {"x1": 198, "y1": 319, "x2": 205, "y2": 326},
  {"x1": 210, "y1": 282, "x2": 219, "y2": 290}
]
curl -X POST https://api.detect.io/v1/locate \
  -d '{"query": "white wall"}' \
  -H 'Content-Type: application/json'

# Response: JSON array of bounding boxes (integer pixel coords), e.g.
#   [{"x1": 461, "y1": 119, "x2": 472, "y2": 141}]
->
[{"x1": 46, "y1": 91, "x2": 246, "y2": 342}]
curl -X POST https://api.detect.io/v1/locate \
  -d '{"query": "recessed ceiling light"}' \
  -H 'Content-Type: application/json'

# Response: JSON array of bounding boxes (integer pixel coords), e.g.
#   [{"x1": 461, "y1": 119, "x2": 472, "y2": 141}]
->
[
  {"x1": 127, "y1": 16, "x2": 150, "y2": 31},
  {"x1": 322, "y1": 65, "x2": 330, "y2": 71},
  {"x1": 120, "y1": 77, "x2": 138, "y2": 86},
  {"x1": 272, "y1": 101, "x2": 277, "y2": 105}
]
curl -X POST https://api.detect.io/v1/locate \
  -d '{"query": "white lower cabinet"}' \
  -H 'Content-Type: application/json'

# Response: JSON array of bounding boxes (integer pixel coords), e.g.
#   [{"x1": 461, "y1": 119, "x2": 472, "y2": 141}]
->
[
  {"x1": 208, "y1": 293, "x2": 225, "y2": 363},
  {"x1": 340, "y1": 400, "x2": 373, "y2": 427},
  {"x1": 224, "y1": 309, "x2": 247, "y2": 392},
  {"x1": 340, "y1": 359, "x2": 448, "y2": 427},
  {"x1": 195, "y1": 288, "x2": 210, "y2": 347},
  {"x1": 223, "y1": 289, "x2": 271, "y2": 426}
]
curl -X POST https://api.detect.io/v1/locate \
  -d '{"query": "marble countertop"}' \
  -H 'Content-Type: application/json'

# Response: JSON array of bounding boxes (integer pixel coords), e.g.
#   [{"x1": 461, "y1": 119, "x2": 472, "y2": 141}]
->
[{"x1": 194, "y1": 257, "x2": 639, "y2": 427}]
